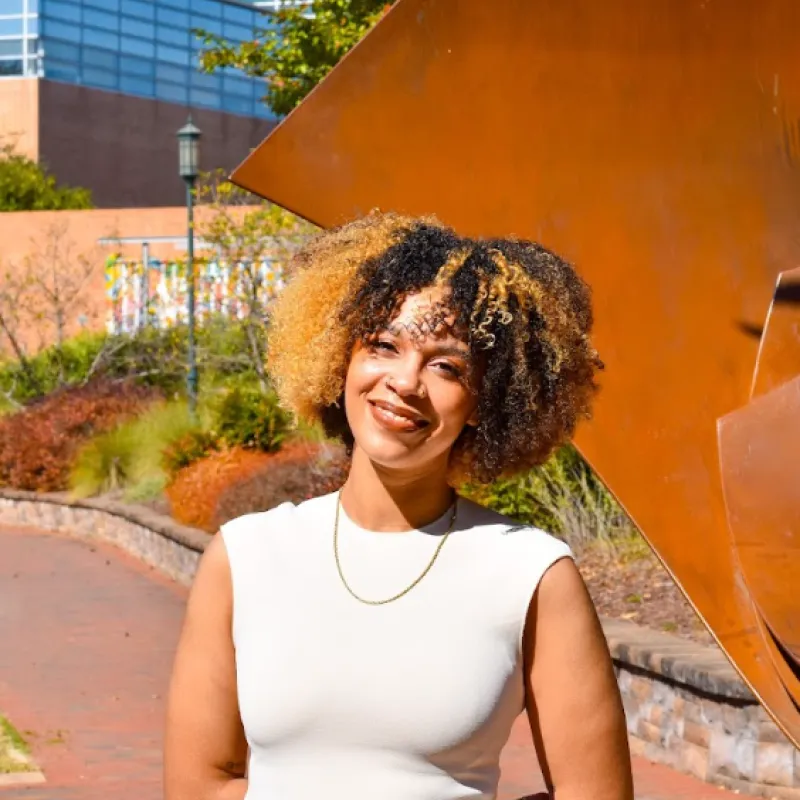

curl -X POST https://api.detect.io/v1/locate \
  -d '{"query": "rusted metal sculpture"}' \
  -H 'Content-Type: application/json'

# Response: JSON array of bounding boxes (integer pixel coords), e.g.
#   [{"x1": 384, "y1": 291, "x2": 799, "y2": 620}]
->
[{"x1": 231, "y1": 0, "x2": 800, "y2": 744}]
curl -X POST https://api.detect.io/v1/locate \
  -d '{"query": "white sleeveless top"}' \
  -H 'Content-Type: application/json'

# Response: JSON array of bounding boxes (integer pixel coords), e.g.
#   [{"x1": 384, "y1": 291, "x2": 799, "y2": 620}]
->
[{"x1": 220, "y1": 491, "x2": 572, "y2": 800}]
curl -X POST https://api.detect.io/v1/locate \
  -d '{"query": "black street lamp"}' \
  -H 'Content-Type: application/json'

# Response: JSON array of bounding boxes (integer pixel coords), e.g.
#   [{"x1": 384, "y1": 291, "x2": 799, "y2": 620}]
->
[{"x1": 177, "y1": 117, "x2": 201, "y2": 416}]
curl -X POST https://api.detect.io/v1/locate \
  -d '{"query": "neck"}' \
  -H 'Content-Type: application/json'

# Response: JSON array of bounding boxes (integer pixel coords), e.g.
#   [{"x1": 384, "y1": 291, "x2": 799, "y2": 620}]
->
[{"x1": 339, "y1": 446, "x2": 455, "y2": 532}]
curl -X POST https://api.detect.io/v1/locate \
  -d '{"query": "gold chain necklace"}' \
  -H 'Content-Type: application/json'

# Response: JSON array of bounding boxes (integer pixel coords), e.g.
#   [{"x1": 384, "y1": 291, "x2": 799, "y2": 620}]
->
[{"x1": 333, "y1": 492, "x2": 458, "y2": 606}]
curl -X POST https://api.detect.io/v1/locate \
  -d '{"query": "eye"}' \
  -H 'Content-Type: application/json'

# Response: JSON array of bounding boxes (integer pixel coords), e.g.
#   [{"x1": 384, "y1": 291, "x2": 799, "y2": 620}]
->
[
  {"x1": 432, "y1": 361, "x2": 463, "y2": 379},
  {"x1": 370, "y1": 339, "x2": 398, "y2": 354}
]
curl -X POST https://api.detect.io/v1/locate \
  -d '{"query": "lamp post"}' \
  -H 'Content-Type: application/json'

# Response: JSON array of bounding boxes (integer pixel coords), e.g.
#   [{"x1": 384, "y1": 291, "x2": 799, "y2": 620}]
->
[{"x1": 177, "y1": 117, "x2": 201, "y2": 416}]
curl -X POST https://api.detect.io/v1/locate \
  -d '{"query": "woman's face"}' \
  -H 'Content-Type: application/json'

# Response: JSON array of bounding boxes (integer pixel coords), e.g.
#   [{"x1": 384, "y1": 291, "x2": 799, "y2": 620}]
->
[{"x1": 344, "y1": 287, "x2": 479, "y2": 475}]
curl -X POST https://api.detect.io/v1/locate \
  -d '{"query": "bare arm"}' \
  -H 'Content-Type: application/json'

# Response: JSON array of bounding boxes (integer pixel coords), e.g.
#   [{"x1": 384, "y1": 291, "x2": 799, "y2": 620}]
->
[
  {"x1": 523, "y1": 557, "x2": 633, "y2": 800},
  {"x1": 164, "y1": 533, "x2": 249, "y2": 800}
]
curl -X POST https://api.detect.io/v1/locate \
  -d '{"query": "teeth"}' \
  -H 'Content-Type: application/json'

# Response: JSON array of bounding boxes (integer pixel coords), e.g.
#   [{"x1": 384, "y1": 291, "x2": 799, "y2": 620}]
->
[{"x1": 378, "y1": 405, "x2": 419, "y2": 425}]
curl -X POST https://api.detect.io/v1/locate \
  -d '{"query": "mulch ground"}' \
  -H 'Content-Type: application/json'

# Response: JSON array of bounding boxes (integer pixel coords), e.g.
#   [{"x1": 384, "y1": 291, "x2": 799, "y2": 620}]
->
[{"x1": 577, "y1": 540, "x2": 714, "y2": 645}]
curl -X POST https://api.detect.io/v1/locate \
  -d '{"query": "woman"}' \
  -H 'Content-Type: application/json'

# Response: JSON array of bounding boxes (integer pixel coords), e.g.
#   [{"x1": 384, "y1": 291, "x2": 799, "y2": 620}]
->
[{"x1": 164, "y1": 212, "x2": 633, "y2": 800}]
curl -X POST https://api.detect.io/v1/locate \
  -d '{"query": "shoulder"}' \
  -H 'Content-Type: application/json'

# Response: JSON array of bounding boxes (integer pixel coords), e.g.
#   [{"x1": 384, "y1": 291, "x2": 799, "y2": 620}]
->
[
  {"x1": 218, "y1": 491, "x2": 337, "y2": 550},
  {"x1": 456, "y1": 497, "x2": 573, "y2": 563}
]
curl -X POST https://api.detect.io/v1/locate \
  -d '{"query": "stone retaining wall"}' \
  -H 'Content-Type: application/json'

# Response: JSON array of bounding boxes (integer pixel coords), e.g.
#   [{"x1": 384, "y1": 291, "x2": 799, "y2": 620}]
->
[{"x1": 0, "y1": 489, "x2": 797, "y2": 797}]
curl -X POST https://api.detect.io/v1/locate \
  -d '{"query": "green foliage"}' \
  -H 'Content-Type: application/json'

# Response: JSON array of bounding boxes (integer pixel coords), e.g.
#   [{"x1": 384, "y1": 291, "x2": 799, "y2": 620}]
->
[
  {"x1": 0, "y1": 331, "x2": 107, "y2": 404},
  {"x1": 214, "y1": 386, "x2": 292, "y2": 452},
  {"x1": 0, "y1": 379, "x2": 159, "y2": 492},
  {"x1": 0, "y1": 143, "x2": 93, "y2": 211},
  {"x1": 463, "y1": 446, "x2": 635, "y2": 553},
  {"x1": 195, "y1": 0, "x2": 390, "y2": 116},
  {"x1": 162, "y1": 428, "x2": 220, "y2": 478},
  {"x1": 0, "y1": 317, "x2": 272, "y2": 408},
  {"x1": 69, "y1": 402, "x2": 202, "y2": 500}
]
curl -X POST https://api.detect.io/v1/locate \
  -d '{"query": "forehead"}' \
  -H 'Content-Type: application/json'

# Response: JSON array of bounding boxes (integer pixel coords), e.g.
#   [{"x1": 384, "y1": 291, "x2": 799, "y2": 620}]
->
[{"x1": 389, "y1": 287, "x2": 454, "y2": 330}]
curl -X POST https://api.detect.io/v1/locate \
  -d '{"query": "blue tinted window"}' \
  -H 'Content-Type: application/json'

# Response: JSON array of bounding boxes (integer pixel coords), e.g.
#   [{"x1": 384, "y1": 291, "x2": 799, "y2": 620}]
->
[
  {"x1": 28, "y1": 0, "x2": 39, "y2": 12},
  {"x1": 120, "y1": 0, "x2": 154, "y2": 20},
  {"x1": 46, "y1": 0, "x2": 81, "y2": 23},
  {"x1": 223, "y1": 4, "x2": 254, "y2": 24},
  {"x1": 0, "y1": 18, "x2": 24, "y2": 37},
  {"x1": 45, "y1": 56, "x2": 79, "y2": 80},
  {"x1": 119, "y1": 53, "x2": 153, "y2": 75},
  {"x1": 191, "y1": 14, "x2": 220, "y2": 35},
  {"x1": 83, "y1": 9, "x2": 118, "y2": 32},
  {"x1": 0, "y1": 39, "x2": 23, "y2": 57},
  {"x1": 44, "y1": 37, "x2": 78, "y2": 61},
  {"x1": 161, "y1": 0, "x2": 190, "y2": 9},
  {"x1": 27, "y1": 38, "x2": 39, "y2": 53},
  {"x1": 223, "y1": 22, "x2": 252, "y2": 41},
  {"x1": 85, "y1": 0, "x2": 120, "y2": 10},
  {"x1": 82, "y1": 65, "x2": 117, "y2": 89},
  {"x1": 222, "y1": 93, "x2": 253, "y2": 116},
  {"x1": 120, "y1": 73, "x2": 154, "y2": 95},
  {"x1": 120, "y1": 16, "x2": 153, "y2": 38},
  {"x1": 191, "y1": 0, "x2": 220, "y2": 17},
  {"x1": 157, "y1": 7, "x2": 188, "y2": 27},
  {"x1": 254, "y1": 104, "x2": 274, "y2": 120},
  {"x1": 156, "y1": 61, "x2": 186, "y2": 83},
  {"x1": 82, "y1": 45, "x2": 116, "y2": 68},
  {"x1": 223, "y1": 74, "x2": 252, "y2": 97},
  {"x1": 119, "y1": 34, "x2": 153, "y2": 57},
  {"x1": 156, "y1": 25, "x2": 187, "y2": 46},
  {"x1": 42, "y1": 17, "x2": 80, "y2": 40},
  {"x1": 190, "y1": 87, "x2": 219, "y2": 108},
  {"x1": 27, "y1": 17, "x2": 39, "y2": 34},
  {"x1": 2, "y1": 0, "x2": 24, "y2": 14},
  {"x1": 156, "y1": 80, "x2": 187, "y2": 103},
  {"x1": 83, "y1": 26, "x2": 118, "y2": 48},
  {"x1": 0, "y1": 58, "x2": 24, "y2": 76},
  {"x1": 190, "y1": 69, "x2": 219, "y2": 90},
  {"x1": 156, "y1": 43, "x2": 188, "y2": 64}
]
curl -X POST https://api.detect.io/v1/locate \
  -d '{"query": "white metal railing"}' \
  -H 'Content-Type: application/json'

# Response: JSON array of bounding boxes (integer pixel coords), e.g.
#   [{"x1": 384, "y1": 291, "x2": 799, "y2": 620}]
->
[{"x1": 105, "y1": 254, "x2": 285, "y2": 335}]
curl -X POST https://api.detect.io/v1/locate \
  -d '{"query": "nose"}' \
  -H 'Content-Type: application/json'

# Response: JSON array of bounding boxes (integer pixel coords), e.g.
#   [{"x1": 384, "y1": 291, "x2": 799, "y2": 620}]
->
[{"x1": 385, "y1": 352, "x2": 426, "y2": 399}]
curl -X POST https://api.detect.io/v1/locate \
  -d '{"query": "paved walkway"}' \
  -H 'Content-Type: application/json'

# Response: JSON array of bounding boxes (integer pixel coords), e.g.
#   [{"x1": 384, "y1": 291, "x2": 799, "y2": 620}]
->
[{"x1": 0, "y1": 525, "x2": 755, "y2": 800}]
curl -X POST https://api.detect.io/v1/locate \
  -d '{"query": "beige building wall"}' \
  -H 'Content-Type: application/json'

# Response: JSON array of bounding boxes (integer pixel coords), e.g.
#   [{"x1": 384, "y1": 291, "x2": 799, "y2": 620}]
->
[
  {"x1": 37, "y1": 81, "x2": 275, "y2": 209},
  {"x1": 0, "y1": 78, "x2": 39, "y2": 159}
]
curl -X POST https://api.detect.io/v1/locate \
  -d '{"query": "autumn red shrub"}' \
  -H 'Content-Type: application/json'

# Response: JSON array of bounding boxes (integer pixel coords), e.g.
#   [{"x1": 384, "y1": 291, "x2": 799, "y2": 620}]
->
[
  {"x1": 166, "y1": 441, "x2": 350, "y2": 533},
  {"x1": 0, "y1": 380, "x2": 161, "y2": 492}
]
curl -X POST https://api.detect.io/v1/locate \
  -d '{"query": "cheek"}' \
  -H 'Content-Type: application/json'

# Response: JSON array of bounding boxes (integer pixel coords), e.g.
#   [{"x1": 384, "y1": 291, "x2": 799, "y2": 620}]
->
[{"x1": 345, "y1": 356, "x2": 385, "y2": 398}]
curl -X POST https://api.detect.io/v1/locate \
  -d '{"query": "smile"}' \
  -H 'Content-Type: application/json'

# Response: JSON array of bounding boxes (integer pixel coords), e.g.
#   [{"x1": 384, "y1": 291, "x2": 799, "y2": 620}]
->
[{"x1": 368, "y1": 400, "x2": 429, "y2": 432}]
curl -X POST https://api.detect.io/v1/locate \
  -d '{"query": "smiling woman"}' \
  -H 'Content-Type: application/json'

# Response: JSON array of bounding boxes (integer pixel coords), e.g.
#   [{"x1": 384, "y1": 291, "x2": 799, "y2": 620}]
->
[{"x1": 164, "y1": 212, "x2": 633, "y2": 800}]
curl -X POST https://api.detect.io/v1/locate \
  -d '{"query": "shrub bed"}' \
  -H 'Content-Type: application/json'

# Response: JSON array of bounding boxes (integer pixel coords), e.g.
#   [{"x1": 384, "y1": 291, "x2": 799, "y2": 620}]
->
[
  {"x1": 167, "y1": 442, "x2": 349, "y2": 532},
  {"x1": 0, "y1": 380, "x2": 161, "y2": 492}
]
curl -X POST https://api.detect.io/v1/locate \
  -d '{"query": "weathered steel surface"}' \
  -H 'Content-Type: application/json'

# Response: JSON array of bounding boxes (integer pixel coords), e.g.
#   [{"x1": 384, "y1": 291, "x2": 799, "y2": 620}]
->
[{"x1": 231, "y1": 0, "x2": 800, "y2": 743}]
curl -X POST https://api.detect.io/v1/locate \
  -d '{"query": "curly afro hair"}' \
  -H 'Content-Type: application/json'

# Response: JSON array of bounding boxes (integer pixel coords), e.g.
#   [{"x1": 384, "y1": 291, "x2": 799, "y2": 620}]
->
[{"x1": 267, "y1": 211, "x2": 602, "y2": 485}]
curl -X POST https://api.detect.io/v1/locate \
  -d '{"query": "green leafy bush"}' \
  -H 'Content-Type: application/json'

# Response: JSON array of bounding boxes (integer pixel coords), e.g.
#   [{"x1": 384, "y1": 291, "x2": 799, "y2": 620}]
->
[
  {"x1": 70, "y1": 401, "x2": 203, "y2": 500},
  {"x1": 214, "y1": 386, "x2": 292, "y2": 452},
  {"x1": 0, "y1": 379, "x2": 160, "y2": 492},
  {"x1": 0, "y1": 331, "x2": 108, "y2": 405},
  {"x1": 162, "y1": 428, "x2": 220, "y2": 478},
  {"x1": 0, "y1": 316, "x2": 270, "y2": 408}
]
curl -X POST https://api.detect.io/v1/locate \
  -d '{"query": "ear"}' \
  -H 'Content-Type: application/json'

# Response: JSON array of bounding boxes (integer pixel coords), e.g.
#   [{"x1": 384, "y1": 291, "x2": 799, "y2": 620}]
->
[{"x1": 466, "y1": 409, "x2": 479, "y2": 428}]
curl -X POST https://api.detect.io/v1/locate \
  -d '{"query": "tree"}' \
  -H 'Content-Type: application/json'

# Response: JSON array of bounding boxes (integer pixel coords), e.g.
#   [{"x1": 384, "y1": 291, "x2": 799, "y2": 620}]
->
[
  {"x1": 0, "y1": 222, "x2": 101, "y2": 403},
  {"x1": 196, "y1": 0, "x2": 391, "y2": 117},
  {"x1": 194, "y1": 169, "x2": 317, "y2": 388},
  {"x1": 0, "y1": 142, "x2": 93, "y2": 211}
]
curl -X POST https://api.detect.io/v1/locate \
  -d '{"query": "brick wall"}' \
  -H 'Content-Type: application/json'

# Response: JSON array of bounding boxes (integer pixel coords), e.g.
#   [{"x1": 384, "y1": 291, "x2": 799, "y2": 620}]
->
[{"x1": 37, "y1": 80, "x2": 275, "y2": 209}]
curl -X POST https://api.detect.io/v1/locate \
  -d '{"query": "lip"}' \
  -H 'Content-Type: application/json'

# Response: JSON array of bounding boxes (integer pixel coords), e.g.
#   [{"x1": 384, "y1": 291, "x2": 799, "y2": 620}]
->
[{"x1": 368, "y1": 399, "x2": 429, "y2": 432}]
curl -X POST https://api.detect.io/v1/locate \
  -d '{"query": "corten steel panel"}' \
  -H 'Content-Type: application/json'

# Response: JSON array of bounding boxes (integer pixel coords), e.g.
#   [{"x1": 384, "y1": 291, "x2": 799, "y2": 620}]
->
[
  {"x1": 718, "y1": 377, "x2": 800, "y2": 667},
  {"x1": 231, "y1": 0, "x2": 800, "y2": 742},
  {"x1": 750, "y1": 268, "x2": 800, "y2": 398}
]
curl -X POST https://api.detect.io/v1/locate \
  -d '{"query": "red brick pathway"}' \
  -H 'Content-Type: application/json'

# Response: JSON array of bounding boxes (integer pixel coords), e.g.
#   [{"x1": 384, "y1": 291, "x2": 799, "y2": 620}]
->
[{"x1": 0, "y1": 525, "x2": 756, "y2": 799}]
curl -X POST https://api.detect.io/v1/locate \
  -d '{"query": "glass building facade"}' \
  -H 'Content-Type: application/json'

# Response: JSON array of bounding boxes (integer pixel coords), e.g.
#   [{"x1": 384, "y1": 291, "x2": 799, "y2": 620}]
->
[{"x1": 0, "y1": 0, "x2": 275, "y2": 119}]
